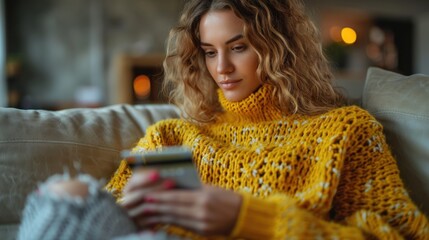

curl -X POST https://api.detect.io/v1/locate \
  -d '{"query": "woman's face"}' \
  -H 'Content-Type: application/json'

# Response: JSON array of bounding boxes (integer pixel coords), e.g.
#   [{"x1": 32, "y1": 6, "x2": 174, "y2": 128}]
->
[{"x1": 199, "y1": 9, "x2": 261, "y2": 102}]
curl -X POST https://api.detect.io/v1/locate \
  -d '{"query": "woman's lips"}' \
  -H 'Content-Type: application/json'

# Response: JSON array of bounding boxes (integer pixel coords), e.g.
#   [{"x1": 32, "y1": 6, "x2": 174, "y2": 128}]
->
[{"x1": 218, "y1": 79, "x2": 241, "y2": 90}]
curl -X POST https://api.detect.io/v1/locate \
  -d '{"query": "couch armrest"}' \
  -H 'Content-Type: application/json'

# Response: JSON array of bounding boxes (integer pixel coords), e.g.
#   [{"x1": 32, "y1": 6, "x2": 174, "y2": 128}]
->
[
  {"x1": 363, "y1": 67, "x2": 429, "y2": 217},
  {"x1": 0, "y1": 103, "x2": 179, "y2": 225}
]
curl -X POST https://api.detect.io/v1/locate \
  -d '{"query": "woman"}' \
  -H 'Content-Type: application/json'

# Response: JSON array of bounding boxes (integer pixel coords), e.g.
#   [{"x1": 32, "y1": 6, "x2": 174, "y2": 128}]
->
[
  {"x1": 19, "y1": 0, "x2": 429, "y2": 239},
  {"x1": 107, "y1": 0, "x2": 429, "y2": 239}
]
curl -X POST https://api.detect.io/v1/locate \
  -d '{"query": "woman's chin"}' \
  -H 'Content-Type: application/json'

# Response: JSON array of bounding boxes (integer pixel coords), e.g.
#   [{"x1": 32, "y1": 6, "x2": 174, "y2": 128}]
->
[
  {"x1": 223, "y1": 93, "x2": 247, "y2": 102},
  {"x1": 222, "y1": 85, "x2": 262, "y2": 102}
]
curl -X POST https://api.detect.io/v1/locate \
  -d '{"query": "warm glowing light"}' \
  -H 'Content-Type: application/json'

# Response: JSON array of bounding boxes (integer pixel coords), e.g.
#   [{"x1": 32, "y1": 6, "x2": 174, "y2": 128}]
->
[
  {"x1": 341, "y1": 27, "x2": 357, "y2": 44},
  {"x1": 133, "y1": 75, "x2": 151, "y2": 99}
]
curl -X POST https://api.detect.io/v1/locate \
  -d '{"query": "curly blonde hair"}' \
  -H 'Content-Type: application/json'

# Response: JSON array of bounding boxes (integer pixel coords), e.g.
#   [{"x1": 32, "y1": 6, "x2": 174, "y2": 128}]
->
[{"x1": 163, "y1": 0, "x2": 345, "y2": 124}]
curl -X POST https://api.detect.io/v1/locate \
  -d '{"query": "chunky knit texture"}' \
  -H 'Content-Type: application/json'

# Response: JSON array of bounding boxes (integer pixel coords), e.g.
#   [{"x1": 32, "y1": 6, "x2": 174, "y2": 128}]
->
[{"x1": 106, "y1": 84, "x2": 429, "y2": 239}]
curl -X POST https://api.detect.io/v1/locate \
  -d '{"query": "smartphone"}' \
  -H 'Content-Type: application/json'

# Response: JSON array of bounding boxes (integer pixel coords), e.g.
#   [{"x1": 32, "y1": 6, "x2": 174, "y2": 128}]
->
[{"x1": 121, "y1": 146, "x2": 201, "y2": 189}]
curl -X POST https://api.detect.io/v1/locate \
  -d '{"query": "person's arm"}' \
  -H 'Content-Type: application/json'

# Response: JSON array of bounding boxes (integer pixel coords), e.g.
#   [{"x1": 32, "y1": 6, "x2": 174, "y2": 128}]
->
[
  {"x1": 231, "y1": 119, "x2": 429, "y2": 239},
  {"x1": 104, "y1": 159, "x2": 132, "y2": 199},
  {"x1": 332, "y1": 118, "x2": 429, "y2": 238},
  {"x1": 232, "y1": 193, "x2": 370, "y2": 239},
  {"x1": 105, "y1": 123, "x2": 167, "y2": 199},
  {"x1": 107, "y1": 117, "x2": 429, "y2": 239}
]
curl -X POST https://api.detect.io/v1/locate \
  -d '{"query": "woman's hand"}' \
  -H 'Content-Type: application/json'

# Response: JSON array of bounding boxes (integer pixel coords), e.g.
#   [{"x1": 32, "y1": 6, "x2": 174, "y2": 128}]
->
[{"x1": 121, "y1": 169, "x2": 242, "y2": 236}]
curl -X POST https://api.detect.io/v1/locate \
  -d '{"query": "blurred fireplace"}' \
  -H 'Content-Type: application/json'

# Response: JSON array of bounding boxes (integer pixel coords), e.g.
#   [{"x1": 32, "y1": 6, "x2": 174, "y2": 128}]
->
[{"x1": 109, "y1": 54, "x2": 169, "y2": 105}]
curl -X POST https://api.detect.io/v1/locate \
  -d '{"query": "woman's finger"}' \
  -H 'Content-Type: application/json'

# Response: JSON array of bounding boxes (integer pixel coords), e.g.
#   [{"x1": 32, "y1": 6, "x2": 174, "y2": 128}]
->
[
  {"x1": 133, "y1": 186, "x2": 241, "y2": 235},
  {"x1": 130, "y1": 191, "x2": 200, "y2": 230},
  {"x1": 147, "y1": 189, "x2": 198, "y2": 204},
  {"x1": 138, "y1": 215, "x2": 203, "y2": 231},
  {"x1": 136, "y1": 209, "x2": 218, "y2": 236},
  {"x1": 121, "y1": 179, "x2": 177, "y2": 208},
  {"x1": 123, "y1": 169, "x2": 160, "y2": 193},
  {"x1": 121, "y1": 184, "x2": 158, "y2": 208}
]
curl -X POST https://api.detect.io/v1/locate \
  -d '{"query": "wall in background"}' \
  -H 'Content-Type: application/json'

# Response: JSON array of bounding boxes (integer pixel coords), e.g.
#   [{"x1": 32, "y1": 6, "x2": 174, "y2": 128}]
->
[
  {"x1": 5, "y1": 0, "x2": 429, "y2": 108},
  {"x1": 304, "y1": 0, "x2": 429, "y2": 100},
  {"x1": 0, "y1": 0, "x2": 6, "y2": 107},
  {"x1": 416, "y1": 14, "x2": 429, "y2": 75},
  {"x1": 305, "y1": 0, "x2": 429, "y2": 75},
  {"x1": 5, "y1": 0, "x2": 185, "y2": 109},
  {"x1": 7, "y1": 0, "x2": 93, "y2": 108}
]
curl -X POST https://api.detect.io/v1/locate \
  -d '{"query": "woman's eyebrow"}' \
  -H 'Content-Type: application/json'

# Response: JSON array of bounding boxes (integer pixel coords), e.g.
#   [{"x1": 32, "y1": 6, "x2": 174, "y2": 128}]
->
[{"x1": 200, "y1": 34, "x2": 244, "y2": 46}]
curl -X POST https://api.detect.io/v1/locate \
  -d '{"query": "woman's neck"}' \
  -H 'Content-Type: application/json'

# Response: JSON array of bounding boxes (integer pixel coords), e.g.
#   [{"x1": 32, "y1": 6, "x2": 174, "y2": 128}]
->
[{"x1": 217, "y1": 84, "x2": 284, "y2": 122}]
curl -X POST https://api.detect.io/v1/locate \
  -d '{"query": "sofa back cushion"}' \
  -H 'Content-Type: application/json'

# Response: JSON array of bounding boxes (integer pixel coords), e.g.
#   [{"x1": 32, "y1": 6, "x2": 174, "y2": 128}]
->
[
  {"x1": 363, "y1": 67, "x2": 429, "y2": 216},
  {"x1": 0, "y1": 104, "x2": 179, "y2": 226}
]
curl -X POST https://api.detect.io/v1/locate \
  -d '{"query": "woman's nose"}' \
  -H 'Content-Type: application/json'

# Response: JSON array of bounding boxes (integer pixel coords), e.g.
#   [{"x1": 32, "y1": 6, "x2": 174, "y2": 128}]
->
[{"x1": 217, "y1": 54, "x2": 234, "y2": 74}]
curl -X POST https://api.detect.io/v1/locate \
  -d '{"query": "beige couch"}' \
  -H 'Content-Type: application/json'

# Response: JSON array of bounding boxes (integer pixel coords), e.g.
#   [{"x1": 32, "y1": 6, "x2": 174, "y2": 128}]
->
[{"x1": 1, "y1": 67, "x2": 428, "y2": 239}]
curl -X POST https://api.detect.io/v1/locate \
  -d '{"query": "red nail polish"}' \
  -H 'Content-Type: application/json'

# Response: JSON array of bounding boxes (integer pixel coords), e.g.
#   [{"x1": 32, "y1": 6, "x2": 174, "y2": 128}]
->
[
  {"x1": 148, "y1": 171, "x2": 160, "y2": 182},
  {"x1": 144, "y1": 196, "x2": 156, "y2": 203},
  {"x1": 163, "y1": 179, "x2": 176, "y2": 189}
]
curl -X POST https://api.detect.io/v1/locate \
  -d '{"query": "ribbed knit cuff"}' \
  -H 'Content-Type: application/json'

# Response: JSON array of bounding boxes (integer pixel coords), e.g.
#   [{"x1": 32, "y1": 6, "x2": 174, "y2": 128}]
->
[{"x1": 230, "y1": 193, "x2": 279, "y2": 239}]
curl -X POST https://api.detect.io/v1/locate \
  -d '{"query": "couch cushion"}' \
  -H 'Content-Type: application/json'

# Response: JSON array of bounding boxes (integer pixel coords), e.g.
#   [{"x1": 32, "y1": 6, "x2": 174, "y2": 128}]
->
[
  {"x1": 362, "y1": 67, "x2": 429, "y2": 216},
  {"x1": 0, "y1": 104, "x2": 179, "y2": 227}
]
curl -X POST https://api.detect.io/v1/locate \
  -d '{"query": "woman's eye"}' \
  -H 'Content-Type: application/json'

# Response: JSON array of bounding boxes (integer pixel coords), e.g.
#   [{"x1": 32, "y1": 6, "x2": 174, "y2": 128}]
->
[
  {"x1": 204, "y1": 50, "x2": 216, "y2": 58},
  {"x1": 232, "y1": 45, "x2": 246, "y2": 52}
]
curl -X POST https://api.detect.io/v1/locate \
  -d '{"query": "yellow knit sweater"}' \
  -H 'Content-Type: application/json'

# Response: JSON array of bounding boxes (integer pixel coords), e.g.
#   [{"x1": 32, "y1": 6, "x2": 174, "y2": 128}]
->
[{"x1": 106, "y1": 84, "x2": 429, "y2": 239}]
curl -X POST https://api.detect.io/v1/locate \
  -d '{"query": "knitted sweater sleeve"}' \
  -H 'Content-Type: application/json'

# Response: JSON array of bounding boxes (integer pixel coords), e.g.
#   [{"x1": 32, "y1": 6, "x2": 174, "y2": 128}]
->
[
  {"x1": 230, "y1": 118, "x2": 429, "y2": 239},
  {"x1": 105, "y1": 123, "x2": 167, "y2": 199}
]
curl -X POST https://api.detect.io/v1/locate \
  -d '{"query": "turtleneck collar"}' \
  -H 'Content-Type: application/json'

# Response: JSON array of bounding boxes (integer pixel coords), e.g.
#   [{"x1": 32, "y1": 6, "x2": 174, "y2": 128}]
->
[{"x1": 217, "y1": 84, "x2": 284, "y2": 122}]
